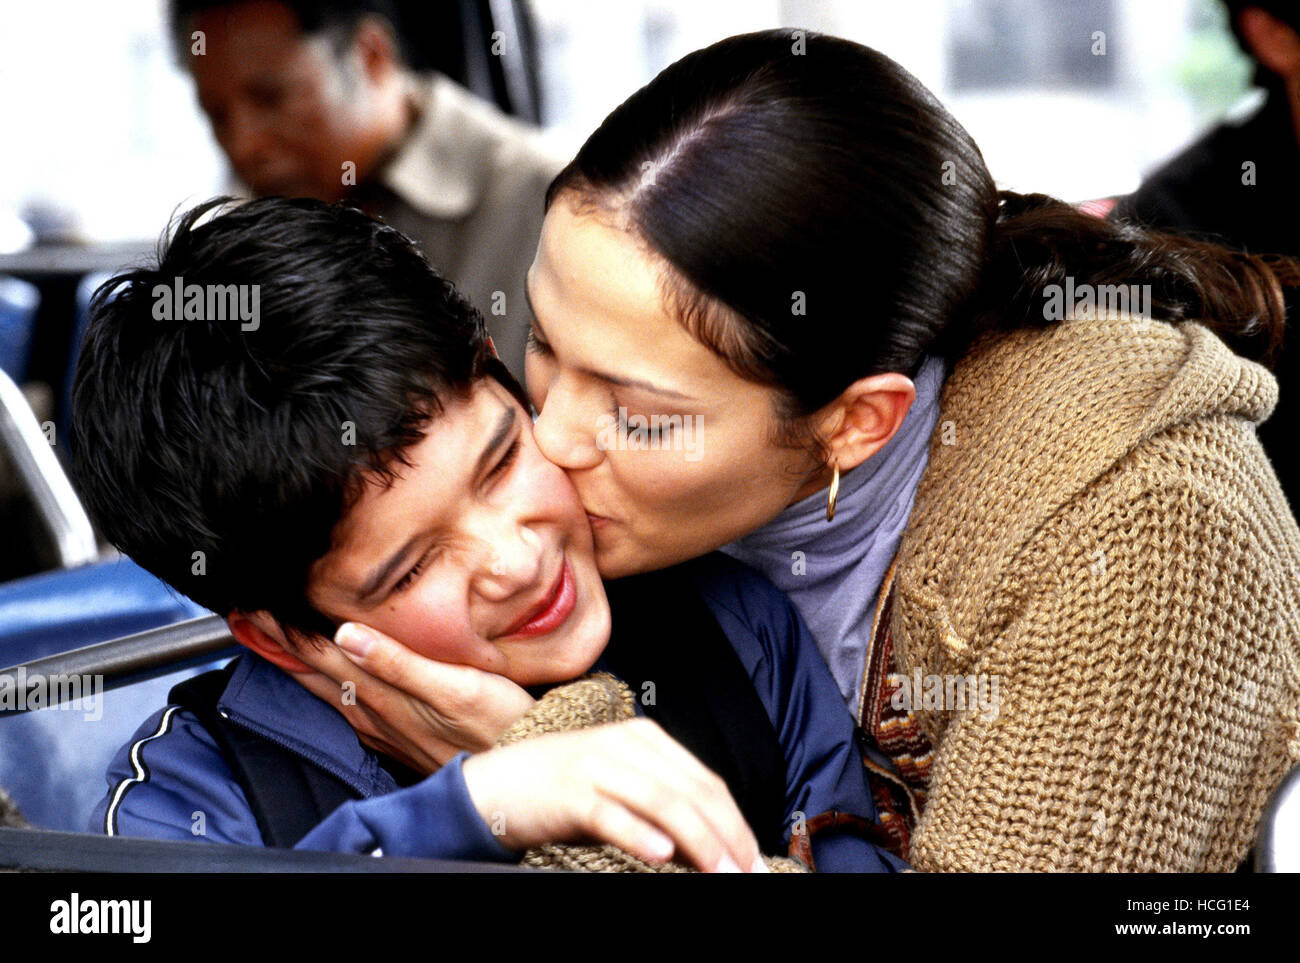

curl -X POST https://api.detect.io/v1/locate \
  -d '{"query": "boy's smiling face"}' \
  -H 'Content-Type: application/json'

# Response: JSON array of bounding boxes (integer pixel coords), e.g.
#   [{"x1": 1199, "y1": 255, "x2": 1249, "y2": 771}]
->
[{"x1": 304, "y1": 377, "x2": 610, "y2": 687}]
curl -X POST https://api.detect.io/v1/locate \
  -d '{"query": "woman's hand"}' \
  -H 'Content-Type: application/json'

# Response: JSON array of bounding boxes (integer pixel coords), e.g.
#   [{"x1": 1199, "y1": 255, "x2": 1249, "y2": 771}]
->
[
  {"x1": 318, "y1": 621, "x2": 536, "y2": 776},
  {"x1": 462, "y1": 717, "x2": 767, "y2": 873}
]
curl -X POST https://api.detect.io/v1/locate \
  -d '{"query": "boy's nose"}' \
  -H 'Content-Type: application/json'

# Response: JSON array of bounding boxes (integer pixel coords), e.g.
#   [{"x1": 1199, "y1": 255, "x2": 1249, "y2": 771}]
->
[{"x1": 477, "y1": 524, "x2": 544, "y2": 602}]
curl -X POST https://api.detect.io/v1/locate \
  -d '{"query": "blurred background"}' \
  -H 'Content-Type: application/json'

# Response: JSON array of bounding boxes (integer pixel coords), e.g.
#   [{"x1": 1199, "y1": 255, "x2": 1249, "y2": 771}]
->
[
  {"x1": 0, "y1": 0, "x2": 1281, "y2": 833},
  {"x1": 0, "y1": 0, "x2": 1253, "y2": 247}
]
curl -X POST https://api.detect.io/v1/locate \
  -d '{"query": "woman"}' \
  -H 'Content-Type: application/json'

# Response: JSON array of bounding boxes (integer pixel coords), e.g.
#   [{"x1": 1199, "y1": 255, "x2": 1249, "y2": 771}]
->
[{"x1": 327, "y1": 29, "x2": 1300, "y2": 872}]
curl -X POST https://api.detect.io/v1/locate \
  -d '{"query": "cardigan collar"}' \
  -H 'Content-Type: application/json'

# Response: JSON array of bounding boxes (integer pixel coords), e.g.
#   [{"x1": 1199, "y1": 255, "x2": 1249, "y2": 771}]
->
[{"x1": 378, "y1": 72, "x2": 500, "y2": 220}]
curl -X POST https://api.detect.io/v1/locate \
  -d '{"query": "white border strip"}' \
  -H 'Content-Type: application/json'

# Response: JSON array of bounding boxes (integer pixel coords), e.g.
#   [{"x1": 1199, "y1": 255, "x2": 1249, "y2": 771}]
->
[{"x1": 104, "y1": 705, "x2": 180, "y2": 836}]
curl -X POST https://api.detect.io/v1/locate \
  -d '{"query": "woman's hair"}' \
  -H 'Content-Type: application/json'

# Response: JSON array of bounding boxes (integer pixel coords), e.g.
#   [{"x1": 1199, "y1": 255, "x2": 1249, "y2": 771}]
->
[{"x1": 546, "y1": 29, "x2": 1294, "y2": 441}]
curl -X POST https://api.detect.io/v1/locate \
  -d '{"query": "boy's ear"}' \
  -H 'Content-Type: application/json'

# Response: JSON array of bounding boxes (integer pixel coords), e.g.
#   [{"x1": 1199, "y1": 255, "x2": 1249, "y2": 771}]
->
[
  {"x1": 227, "y1": 611, "x2": 313, "y2": 674},
  {"x1": 486, "y1": 336, "x2": 499, "y2": 358}
]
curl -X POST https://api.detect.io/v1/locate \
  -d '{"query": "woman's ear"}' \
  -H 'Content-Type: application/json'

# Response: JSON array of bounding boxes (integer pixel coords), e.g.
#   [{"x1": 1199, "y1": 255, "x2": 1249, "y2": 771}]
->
[
  {"x1": 227, "y1": 611, "x2": 314, "y2": 674},
  {"x1": 818, "y1": 372, "x2": 916, "y2": 474}
]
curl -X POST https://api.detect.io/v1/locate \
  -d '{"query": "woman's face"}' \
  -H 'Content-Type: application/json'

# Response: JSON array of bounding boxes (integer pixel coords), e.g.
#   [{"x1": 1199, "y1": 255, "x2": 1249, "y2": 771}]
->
[
  {"x1": 306, "y1": 377, "x2": 611, "y2": 686},
  {"x1": 524, "y1": 195, "x2": 824, "y2": 579}
]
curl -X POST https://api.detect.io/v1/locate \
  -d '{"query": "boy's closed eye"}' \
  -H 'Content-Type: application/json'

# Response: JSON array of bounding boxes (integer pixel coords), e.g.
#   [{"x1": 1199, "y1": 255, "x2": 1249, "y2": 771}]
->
[{"x1": 390, "y1": 434, "x2": 522, "y2": 595}]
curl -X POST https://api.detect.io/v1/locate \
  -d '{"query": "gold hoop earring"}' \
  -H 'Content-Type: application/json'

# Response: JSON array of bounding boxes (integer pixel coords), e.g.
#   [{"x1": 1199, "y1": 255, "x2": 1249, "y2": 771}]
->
[{"x1": 826, "y1": 461, "x2": 840, "y2": 522}]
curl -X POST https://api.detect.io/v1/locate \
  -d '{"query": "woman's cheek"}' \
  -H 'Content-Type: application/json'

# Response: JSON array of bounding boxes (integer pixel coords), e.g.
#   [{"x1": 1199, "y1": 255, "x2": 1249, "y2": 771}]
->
[
  {"x1": 667, "y1": 434, "x2": 772, "y2": 523},
  {"x1": 607, "y1": 450, "x2": 702, "y2": 524}
]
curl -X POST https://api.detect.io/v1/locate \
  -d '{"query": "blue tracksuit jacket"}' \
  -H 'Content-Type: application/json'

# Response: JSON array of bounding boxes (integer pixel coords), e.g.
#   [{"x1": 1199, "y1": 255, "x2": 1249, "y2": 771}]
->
[{"x1": 89, "y1": 554, "x2": 906, "y2": 872}]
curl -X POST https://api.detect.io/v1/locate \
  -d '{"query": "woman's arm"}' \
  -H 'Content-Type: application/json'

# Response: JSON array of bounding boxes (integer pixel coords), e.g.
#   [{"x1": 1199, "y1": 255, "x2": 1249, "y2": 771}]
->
[{"x1": 313, "y1": 554, "x2": 909, "y2": 871}]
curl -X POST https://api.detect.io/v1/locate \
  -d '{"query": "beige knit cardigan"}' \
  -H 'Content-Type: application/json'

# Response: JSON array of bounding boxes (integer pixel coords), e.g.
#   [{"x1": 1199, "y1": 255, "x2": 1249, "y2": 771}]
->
[{"x1": 890, "y1": 313, "x2": 1300, "y2": 871}]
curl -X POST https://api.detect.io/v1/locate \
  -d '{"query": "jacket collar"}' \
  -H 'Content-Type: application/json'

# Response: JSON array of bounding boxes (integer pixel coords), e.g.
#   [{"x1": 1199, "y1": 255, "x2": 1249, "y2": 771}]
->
[
  {"x1": 892, "y1": 314, "x2": 1278, "y2": 665},
  {"x1": 215, "y1": 653, "x2": 394, "y2": 798},
  {"x1": 378, "y1": 72, "x2": 504, "y2": 220}
]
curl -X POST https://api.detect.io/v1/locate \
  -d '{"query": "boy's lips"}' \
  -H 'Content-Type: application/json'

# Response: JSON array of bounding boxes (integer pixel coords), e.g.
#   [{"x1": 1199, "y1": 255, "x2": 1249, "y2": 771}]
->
[{"x1": 500, "y1": 558, "x2": 576, "y2": 638}]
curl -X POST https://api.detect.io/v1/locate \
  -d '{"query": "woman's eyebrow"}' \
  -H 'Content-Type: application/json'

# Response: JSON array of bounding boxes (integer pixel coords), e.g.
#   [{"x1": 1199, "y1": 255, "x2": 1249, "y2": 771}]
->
[
  {"x1": 524, "y1": 284, "x2": 699, "y2": 403},
  {"x1": 356, "y1": 404, "x2": 517, "y2": 603}
]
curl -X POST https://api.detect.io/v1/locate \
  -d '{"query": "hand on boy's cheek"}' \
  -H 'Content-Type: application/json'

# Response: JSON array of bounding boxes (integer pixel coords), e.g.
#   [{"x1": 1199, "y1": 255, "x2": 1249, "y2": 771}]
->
[
  {"x1": 290, "y1": 653, "x2": 443, "y2": 775},
  {"x1": 289, "y1": 621, "x2": 536, "y2": 776}
]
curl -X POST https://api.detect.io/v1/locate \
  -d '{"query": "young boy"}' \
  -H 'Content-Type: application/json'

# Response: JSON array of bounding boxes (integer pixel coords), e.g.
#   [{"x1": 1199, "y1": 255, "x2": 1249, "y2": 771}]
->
[{"x1": 75, "y1": 197, "x2": 905, "y2": 873}]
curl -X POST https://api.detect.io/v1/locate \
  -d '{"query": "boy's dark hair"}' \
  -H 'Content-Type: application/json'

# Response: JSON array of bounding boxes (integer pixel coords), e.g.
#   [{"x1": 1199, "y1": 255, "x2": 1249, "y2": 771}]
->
[{"x1": 71, "y1": 196, "x2": 527, "y2": 642}]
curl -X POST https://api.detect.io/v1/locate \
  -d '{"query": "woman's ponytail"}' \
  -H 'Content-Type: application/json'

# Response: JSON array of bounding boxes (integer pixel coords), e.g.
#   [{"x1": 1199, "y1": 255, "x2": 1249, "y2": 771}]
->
[{"x1": 945, "y1": 190, "x2": 1294, "y2": 371}]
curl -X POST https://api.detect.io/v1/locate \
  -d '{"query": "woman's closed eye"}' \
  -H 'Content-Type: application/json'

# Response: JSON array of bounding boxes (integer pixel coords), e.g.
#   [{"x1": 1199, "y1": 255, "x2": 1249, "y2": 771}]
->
[
  {"x1": 525, "y1": 326, "x2": 551, "y2": 357},
  {"x1": 614, "y1": 402, "x2": 675, "y2": 440}
]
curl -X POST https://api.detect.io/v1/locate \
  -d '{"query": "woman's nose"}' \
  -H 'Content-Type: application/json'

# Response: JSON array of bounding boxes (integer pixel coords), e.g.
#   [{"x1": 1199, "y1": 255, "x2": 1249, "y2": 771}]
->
[{"x1": 531, "y1": 379, "x2": 604, "y2": 470}]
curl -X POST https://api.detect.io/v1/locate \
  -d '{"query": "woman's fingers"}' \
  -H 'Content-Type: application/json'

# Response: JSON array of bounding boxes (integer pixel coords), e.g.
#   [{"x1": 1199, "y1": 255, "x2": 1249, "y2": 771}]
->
[
  {"x1": 339, "y1": 622, "x2": 534, "y2": 734},
  {"x1": 335, "y1": 621, "x2": 475, "y2": 709},
  {"x1": 462, "y1": 721, "x2": 763, "y2": 873},
  {"x1": 290, "y1": 620, "x2": 534, "y2": 773},
  {"x1": 289, "y1": 651, "x2": 450, "y2": 774},
  {"x1": 582, "y1": 797, "x2": 676, "y2": 866},
  {"x1": 599, "y1": 719, "x2": 760, "y2": 872},
  {"x1": 332, "y1": 620, "x2": 535, "y2": 756}
]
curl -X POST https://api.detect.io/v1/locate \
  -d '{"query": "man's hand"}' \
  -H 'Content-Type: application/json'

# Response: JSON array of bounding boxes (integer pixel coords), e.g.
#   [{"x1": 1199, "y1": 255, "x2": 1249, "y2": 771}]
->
[
  {"x1": 293, "y1": 621, "x2": 536, "y2": 776},
  {"x1": 462, "y1": 718, "x2": 767, "y2": 873}
]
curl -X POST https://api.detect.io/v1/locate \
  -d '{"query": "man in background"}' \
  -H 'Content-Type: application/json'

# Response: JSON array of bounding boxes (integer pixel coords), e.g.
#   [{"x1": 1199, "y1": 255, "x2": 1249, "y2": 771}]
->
[
  {"x1": 1114, "y1": 1, "x2": 1299, "y2": 505},
  {"x1": 169, "y1": 0, "x2": 561, "y2": 381}
]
